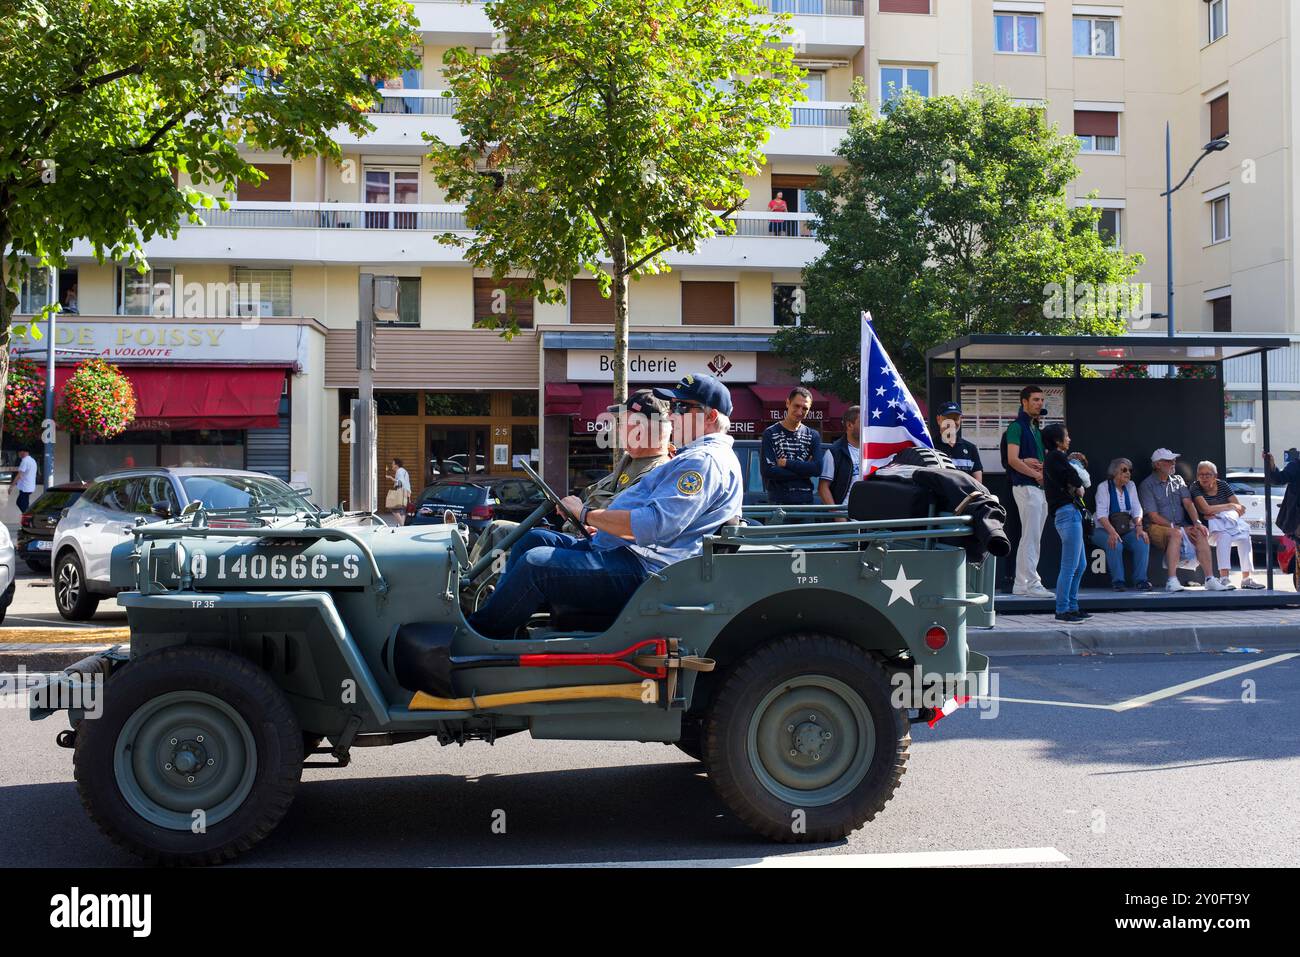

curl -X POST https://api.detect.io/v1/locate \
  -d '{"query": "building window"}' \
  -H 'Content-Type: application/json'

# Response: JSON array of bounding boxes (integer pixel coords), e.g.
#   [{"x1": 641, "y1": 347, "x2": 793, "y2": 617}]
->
[
  {"x1": 510, "y1": 391, "x2": 539, "y2": 417},
  {"x1": 1209, "y1": 93, "x2": 1229, "y2": 140},
  {"x1": 473, "y1": 278, "x2": 535, "y2": 329},
  {"x1": 17, "y1": 268, "x2": 51, "y2": 314},
  {"x1": 879, "y1": 0, "x2": 929, "y2": 12},
  {"x1": 363, "y1": 167, "x2": 420, "y2": 229},
  {"x1": 1208, "y1": 0, "x2": 1227, "y2": 43},
  {"x1": 424, "y1": 392, "x2": 492, "y2": 416},
  {"x1": 362, "y1": 273, "x2": 420, "y2": 326},
  {"x1": 237, "y1": 163, "x2": 292, "y2": 202},
  {"x1": 800, "y1": 70, "x2": 826, "y2": 101},
  {"x1": 880, "y1": 65, "x2": 931, "y2": 109},
  {"x1": 1073, "y1": 17, "x2": 1117, "y2": 57},
  {"x1": 1074, "y1": 110, "x2": 1120, "y2": 153},
  {"x1": 1210, "y1": 195, "x2": 1231, "y2": 243},
  {"x1": 1211, "y1": 295, "x2": 1232, "y2": 332},
  {"x1": 569, "y1": 278, "x2": 616, "y2": 324},
  {"x1": 773, "y1": 284, "x2": 806, "y2": 326},
  {"x1": 118, "y1": 266, "x2": 174, "y2": 316},
  {"x1": 995, "y1": 14, "x2": 1039, "y2": 54},
  {"x1": 1097, "y1": 208, "x2": 1121, "y2": 246},
  {"x1": 232, "y1": 267, "x2": 292, "y2": 318}
]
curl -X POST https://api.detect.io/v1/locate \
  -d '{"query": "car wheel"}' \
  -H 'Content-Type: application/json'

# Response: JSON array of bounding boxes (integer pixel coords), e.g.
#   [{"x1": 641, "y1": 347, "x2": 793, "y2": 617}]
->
[
  {"x1": 0, "y1": 581, "x2": 13, "y2": 624},
  {"x1": 55, "y1": 551, "x2": 99, "y2": 621},
  {"x1": 74, "y1": 646, "x2": 303, "y2": 866},
  {"x1": 703, "y1": 634, "x2": 910, "y2": 843}
]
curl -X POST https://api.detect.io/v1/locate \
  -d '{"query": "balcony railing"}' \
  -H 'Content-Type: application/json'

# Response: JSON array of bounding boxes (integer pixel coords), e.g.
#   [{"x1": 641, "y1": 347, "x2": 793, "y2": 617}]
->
[
  {"x1": 184, "y1": 202, "x2": 818, "y2": 238},
  {"x1": 790, "y1": 101, "x2": 852, "y2": 127},
  {"x1": 365, "y1": 89, "x2": 458, "y2": 116},
  {"x1": 764, "y1": 0, "x2": 864, "y2": 14}
]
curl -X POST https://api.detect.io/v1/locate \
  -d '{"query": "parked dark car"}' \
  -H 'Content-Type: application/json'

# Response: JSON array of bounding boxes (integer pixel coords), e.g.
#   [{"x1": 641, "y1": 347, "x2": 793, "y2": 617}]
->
[
  {"x1": 406, "y1": 480, "x2": 503, "y2": 537},
  {"x1": 732, "y1": 439, "x2": 820, "y2": 508},
  {"x1": 17, "y1": 482, "x2": 87, "y2": 573},
  {"x1": 490, "y1": 477, "x2": 550, "y2": 523}
]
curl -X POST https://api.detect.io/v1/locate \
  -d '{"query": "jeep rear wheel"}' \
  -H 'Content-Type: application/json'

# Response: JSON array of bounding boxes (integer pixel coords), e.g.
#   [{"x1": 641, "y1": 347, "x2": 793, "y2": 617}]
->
[
  {"x1": 55, "y1": 551, "x2": 99, "y2": 621},
  {"x1": 74, "y1": 647, "x2": 303, "y2": 865},
  {"x1": 703, "y1": 634, "x2": 909, "y2": 843}
]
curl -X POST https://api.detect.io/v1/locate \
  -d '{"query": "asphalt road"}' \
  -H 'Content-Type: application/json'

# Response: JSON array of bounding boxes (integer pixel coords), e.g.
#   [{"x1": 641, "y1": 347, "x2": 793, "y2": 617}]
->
[{"x1": 2, "y1": 652, "x2": 1297, "y2": 868}]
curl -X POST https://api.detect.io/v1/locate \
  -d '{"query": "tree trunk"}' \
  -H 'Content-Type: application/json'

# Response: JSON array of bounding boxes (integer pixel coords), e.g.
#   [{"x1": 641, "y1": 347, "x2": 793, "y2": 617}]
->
[{"x1": 609, "y1": 233, "x2": 629, "y2": 465}]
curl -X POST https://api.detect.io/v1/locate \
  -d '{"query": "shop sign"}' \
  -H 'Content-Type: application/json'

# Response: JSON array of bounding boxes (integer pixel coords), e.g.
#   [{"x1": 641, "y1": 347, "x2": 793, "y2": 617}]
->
[
  {"x1": 9, "y1": 320, "x2": 301, "y2": 364},
  {"x1": 567, "y1": 350, "x2": 756, "y2": 383}
]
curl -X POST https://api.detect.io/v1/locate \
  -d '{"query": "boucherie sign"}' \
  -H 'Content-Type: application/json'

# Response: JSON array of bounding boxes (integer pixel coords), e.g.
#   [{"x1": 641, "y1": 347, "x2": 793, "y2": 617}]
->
[{"x1": 567, "y1": 350, "x2": 757, "y2": 383}]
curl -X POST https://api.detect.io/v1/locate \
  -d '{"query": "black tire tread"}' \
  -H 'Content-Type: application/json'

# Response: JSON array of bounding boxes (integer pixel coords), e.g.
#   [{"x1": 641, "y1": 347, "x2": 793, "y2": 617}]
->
[
  {"x1": 73, "y1": 646, "x2": 303, "y2": 866},
  {"x1": 703, "y1": 633, "x2": 910, "y2": 843}
]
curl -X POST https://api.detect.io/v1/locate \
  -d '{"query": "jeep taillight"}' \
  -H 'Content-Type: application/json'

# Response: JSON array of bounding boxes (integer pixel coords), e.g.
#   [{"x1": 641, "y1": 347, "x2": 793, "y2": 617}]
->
[
  {"x1": 469, "y1": 504, "x2": 494, "y2": 520},
  {"x1": 924, "y1": 626, "x2": 948, "y2": 651}
]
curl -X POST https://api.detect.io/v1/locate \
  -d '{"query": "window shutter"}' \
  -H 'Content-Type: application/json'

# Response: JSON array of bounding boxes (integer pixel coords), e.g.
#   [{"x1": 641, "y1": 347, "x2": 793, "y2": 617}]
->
[
  {"x1": 1076, "y1": 111, "x2": 1118, "y2": 137},
  {"x1": 237, "y1": 163, "x2": 292, "y2": 201},
  {"x1": 772, "y1": 174, "x2": 821, "y2": 190},
  {"x1": 681, "y1": 281, "x2": 735, "y2": 326},
  {"x1": 1209, "y1": 94, "x2": 1229, "y2": 141},
  {"x1": 880, "y1": 0, "x2": 930, "y2": 13},
  {"x1": 570, "y1": 279, "x2": 615, "y2": 324},
  {"x1": 1074, "y1": 110, "x2": 1119, "y2": 137},
  {"x1": 1212, "y1": 296, "x2": 1232, "y2": 333},
  {"x1": 474, "y1": 278, "x2": 534, "y2": 329}
]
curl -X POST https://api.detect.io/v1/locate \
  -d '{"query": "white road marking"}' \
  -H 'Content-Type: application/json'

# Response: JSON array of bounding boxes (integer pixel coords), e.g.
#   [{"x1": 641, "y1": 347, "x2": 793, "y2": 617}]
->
[
  {"x1": 985, "y1": 653, "x2": 1298, "y2": 712},
  {"x1": 511, "y1": 847, "x2": 1070, "y2": 868}
]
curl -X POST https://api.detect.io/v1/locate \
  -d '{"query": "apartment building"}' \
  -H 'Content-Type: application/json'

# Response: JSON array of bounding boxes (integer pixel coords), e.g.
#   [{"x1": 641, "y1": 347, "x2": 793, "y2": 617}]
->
[
  {"x1": 869, "y1": 0, "x2": 1298, "y2": 466},
  {"x1": 10, "y1": 0, "x2": 1294, "y2": 500},
  {"x1": 10, "y1": 0, "x2": 869, "y2": 501}
]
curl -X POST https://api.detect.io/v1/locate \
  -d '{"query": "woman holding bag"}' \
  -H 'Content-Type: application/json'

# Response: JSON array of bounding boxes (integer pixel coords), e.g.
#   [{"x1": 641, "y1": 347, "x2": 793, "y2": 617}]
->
[
  {"x1": 1092, "y1": 458, "x2": 1152, "y2": 591},
  {"x1": 1193, "y1": 461, "x2": 1261, "y2": 589},
  {"x1": 385, "y1": 457, "x2": 411, "y2": 526}
]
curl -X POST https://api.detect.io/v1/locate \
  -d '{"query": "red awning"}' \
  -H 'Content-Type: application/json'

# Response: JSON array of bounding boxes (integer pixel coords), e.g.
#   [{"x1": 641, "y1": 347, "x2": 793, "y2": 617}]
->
[
  {"x1": 725, "y1": 386, "x2": 762, "y2": 439},
  {"x1": 52, "y1": 366, "x2": 286, "y2": 431},
  {"x1": 571, "y1": 386, "x2": 619, "y2": 436},
  {"x1": 543, "y1": 382, "x2": 583, "y2": 416}
]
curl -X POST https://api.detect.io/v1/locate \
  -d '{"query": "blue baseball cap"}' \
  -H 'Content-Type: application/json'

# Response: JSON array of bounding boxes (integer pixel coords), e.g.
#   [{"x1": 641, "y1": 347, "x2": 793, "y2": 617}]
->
[
  {"x1": 654, "y1": 372, "x2": 733, "y2": 417},
  {"x1": 937, "y1": 402, "x2": 963, "y2": 417}
]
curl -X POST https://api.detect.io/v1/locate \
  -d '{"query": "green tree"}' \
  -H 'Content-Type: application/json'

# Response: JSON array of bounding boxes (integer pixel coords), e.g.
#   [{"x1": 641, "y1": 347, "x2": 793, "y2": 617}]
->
[
  {"x1": 773, "y1": 86, "x2": 1144, "y2": 399},
  {"x1": 427, "y1": 0, "x2": 805, "y2": 405},
  {"x1": 0, "y1": 0, "x2": 419, "y2": 420}
]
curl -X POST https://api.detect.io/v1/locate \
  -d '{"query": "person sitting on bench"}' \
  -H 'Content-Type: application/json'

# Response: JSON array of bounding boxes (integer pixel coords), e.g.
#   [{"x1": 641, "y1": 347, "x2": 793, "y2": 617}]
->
[{"x1": 466, "y1": 374, "x2": 743, "y2": 639}]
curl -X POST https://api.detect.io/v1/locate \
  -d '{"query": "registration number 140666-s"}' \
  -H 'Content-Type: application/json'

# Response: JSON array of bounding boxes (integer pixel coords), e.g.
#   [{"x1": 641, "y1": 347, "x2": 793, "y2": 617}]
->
[{"x1": 190, "y1": 552, "x2": 361, "y2": 581}]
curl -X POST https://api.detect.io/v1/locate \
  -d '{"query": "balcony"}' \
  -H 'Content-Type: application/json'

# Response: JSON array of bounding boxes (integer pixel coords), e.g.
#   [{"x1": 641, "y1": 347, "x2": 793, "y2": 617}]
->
[
  {"x1": 67, "y1": 204, "x2": 822, "y2": 269},
  {"x1": 767, "y1": 100, "x2": 853, "y2": 158},
  {"x1": 338, "y1": 89, "x2": 463, "y2": 149}
]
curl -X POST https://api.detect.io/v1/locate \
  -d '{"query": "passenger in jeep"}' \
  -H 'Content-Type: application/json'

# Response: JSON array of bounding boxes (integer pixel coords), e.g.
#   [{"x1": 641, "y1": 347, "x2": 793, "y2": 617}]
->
[{"x1": 467, "y1": 374, "x2": 744, "y2": 638}]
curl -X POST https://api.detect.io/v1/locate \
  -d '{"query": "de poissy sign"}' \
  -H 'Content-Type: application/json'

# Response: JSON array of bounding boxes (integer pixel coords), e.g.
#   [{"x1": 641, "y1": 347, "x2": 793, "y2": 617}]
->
[{"x1": 567, "y1": 350, "x2": 756, "y2": 383}]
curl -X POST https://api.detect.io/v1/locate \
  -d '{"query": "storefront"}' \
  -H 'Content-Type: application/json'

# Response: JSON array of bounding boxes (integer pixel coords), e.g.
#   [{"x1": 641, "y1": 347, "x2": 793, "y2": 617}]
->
[
  {"x1": 7, "y1": 317, "x2": 312, "y2": 485},
  {"x1": 541, "y1": 331, "x2": 853, "y2": 494}
]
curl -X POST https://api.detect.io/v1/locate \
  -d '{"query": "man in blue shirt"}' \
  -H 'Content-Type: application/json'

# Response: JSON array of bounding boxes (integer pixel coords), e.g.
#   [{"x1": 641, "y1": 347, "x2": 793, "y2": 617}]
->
[{"x1": 467, "y1": 373, "x2": 744, "y2": 638}]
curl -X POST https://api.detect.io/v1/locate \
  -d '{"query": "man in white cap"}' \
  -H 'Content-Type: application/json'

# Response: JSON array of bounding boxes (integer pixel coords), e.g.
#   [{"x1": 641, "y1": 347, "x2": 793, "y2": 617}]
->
[{"x1": 1137, "y1": 448, "x2": 1221, "y2": 592}]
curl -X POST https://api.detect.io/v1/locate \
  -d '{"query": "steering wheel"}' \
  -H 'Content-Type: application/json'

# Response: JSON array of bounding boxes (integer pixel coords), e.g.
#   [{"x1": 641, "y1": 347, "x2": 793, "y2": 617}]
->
[{"x1": 519, "y1": 461, "x2": 592, "y2": 541}]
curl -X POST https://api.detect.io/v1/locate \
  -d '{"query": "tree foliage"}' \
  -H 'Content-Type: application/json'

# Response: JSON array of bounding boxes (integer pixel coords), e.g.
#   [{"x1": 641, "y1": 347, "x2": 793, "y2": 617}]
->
[
  {"x1": 0, "y1": 0, "x2": 420, "y2": 422},
  {"x1": 427, "y1": 0, "x2": 805, "y2": 402},
  {"x1": 772, "y1": 86, "x2": 1144, "y2": 398}
]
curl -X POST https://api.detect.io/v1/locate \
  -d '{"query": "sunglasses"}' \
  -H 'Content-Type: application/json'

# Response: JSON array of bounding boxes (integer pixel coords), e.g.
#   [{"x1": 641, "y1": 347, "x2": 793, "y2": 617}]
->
[
  {"x1": 1118, "y1": 467, "x2": 1131, "y2": 473},
  {"x1": 670, "y1": 400, "x2": 703, "y2": 413}
]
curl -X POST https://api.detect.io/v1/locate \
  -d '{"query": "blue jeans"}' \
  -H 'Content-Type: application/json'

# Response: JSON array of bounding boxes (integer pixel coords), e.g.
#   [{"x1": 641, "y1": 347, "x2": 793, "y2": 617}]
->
[
  {"x1": 1090, "y1": 527, "x2": 1150, "y2": 586},
  {"x1": 15, "y1": 490, "x2": 30, "y2": 513},
  {"x1": 467, "y1": 528, "x2": 648, "y2": 638},
  {"x1": 1053, "y1": 507, "x2": 1086, "y2": 615}
]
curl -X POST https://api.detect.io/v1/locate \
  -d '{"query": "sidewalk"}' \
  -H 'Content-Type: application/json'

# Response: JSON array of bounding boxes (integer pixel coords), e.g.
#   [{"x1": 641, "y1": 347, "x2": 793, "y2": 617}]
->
[{"x1": 973, "y1": 607, "x2": 1300, "y2": 656}]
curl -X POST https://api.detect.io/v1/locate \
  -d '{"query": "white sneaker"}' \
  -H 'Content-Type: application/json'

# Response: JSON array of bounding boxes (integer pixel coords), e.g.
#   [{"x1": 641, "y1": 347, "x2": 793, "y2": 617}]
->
[
  {"x1": 1165, "y1": 578, "x2": 1185, "y2": 592},
  {"x1": 1205, "y1": 576, "x2": 1233, "y2": 591},
  {"x1": 1241, "y1": 578, "x2": 1267, "y2": 590},
  {"x1": 1027, "y1": 584, "x2": 1055, "y2": 599}
]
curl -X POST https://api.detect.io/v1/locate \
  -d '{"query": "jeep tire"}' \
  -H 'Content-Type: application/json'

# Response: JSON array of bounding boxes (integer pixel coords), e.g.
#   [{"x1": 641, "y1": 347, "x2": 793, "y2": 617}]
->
[
  {"x1": 703, "y1": 634, "x2": 909, "y2": 842},
  {"x1": 74, "y1": 647, "x2": 303, "y2": 866},
  {"x1": 55, "y1": 551, "x2": 99, "y2": 621}
]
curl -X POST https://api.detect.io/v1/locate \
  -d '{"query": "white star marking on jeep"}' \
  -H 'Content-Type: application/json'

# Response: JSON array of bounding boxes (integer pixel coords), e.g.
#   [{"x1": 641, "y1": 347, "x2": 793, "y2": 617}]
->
[{"x1": 883, "y1": 565, "x2": 921, "y2": 606}]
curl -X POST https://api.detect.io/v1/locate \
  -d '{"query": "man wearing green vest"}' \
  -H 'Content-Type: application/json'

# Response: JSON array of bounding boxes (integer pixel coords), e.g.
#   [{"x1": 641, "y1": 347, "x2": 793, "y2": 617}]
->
[{"x1": 1004, "y1": 385, "x2": 1053, "y2": 598}]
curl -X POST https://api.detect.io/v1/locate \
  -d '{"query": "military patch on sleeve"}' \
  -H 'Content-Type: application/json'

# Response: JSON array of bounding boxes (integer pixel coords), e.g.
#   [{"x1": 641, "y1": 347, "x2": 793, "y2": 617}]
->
[
  {"x1": 617, "y1": 472, "x2": 631, "y2": 486},
  {"x1": 677, "y1": 470, "x2": 703, "y2": 495}
]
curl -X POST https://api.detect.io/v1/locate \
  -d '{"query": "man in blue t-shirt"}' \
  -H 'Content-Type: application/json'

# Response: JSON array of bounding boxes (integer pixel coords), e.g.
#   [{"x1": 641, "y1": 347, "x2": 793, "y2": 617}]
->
[{"x1": 760, "y1": 386, "x2": 823, "y2": 506}]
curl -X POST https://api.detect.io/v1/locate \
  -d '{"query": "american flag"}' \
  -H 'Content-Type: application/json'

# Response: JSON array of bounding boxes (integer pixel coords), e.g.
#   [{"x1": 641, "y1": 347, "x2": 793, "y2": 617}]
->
[{"x1": 860, "y1": 311, "x2": 933, "y2": 470}]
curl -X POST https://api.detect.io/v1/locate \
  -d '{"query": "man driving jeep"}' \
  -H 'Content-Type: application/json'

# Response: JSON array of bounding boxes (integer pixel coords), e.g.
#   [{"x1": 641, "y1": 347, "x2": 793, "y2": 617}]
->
[{"x1": 466, "y1": 373, "x2": 744, "y2": 639}]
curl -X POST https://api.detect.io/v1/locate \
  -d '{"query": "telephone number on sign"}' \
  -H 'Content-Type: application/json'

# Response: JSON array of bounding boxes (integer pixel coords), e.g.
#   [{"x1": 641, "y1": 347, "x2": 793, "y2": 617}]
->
[{"x1": 190, "y1": 552, "x2": 362, "y2": 581}]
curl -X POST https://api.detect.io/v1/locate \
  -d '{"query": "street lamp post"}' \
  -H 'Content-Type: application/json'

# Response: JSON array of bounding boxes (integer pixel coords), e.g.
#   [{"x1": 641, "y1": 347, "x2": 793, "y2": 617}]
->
[{"x1": 1160, "y1": 123, "x2": 1229, "y2": 375}]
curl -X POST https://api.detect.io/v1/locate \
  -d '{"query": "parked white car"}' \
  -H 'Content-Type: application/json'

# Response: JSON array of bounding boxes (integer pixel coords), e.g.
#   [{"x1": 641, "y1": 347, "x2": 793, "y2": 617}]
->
[
  {"x1": 52, "y1": 467, "x2": 321, "y2": 621},
  {"x1": 0, "y1": 521, "x2": 15, "y2": 625},
  {"x1": 1224, "y1": 472, "x2": 1286, "y2": 544}
]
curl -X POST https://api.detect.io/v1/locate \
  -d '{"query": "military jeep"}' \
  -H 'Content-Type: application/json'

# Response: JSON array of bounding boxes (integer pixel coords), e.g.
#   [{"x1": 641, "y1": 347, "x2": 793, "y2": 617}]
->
[{"x1": 31, "y1": 465, "x2": 992, "y2": 865}]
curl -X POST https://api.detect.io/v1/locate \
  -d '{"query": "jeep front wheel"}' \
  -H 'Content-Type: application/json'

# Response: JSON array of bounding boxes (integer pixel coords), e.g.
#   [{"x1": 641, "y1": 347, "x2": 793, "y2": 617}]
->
[
  {"x1": 74, "y1": 647, "x2": 303, "y2": 865},
  {"x1": 703, "y1": 634, "x2": 909, "y2": 842}
]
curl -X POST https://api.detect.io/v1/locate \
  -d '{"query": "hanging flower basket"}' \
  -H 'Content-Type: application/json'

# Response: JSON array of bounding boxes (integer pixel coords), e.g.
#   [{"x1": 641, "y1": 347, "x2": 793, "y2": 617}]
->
[
  {"x1": 55, "y1": 358, "x2": 137, "y2": 440},
  {"x1": 2, "y1": 357, "x2": 48, "y2": 445},
  {"x1": 1175, "y1": 363, "x2": 1215, "y2": 380},
  {"x1": 1107, "y1": 362, "x2": 1149, "y2": 379}
]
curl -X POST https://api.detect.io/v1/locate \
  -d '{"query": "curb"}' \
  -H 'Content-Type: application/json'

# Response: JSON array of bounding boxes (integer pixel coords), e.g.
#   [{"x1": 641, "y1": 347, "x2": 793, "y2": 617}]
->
[{"x1": 970, "y1": 624, "x2": 1300, "y2": 656}]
